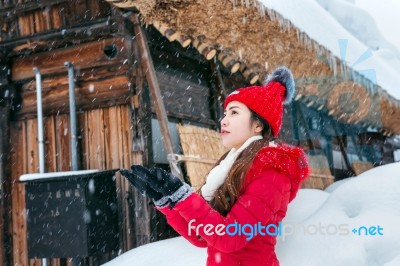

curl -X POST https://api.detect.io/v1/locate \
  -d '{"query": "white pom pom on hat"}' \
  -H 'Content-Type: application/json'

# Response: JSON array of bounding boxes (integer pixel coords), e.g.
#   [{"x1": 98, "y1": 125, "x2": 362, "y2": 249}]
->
[{"x1": 263, "y1": 66, "x2": 295, "y2": 105}]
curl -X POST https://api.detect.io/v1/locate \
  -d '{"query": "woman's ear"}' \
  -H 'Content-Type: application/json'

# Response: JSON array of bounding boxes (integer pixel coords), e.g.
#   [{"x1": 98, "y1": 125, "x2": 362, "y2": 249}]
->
[{"x1": 254, "y1": 121, "x2": 264, "y2": 133}]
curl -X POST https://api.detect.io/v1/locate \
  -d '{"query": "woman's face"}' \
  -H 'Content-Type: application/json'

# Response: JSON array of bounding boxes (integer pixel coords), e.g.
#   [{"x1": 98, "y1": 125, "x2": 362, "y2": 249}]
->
[{"x1": 220, "y1": 101, "x2": 263, "y2": 149}]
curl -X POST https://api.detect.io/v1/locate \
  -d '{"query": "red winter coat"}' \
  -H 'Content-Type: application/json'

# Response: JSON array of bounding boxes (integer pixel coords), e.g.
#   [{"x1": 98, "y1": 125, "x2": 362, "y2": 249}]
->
[{"x1": 157, "y1": 144, "x2": 309, "y2": 266}]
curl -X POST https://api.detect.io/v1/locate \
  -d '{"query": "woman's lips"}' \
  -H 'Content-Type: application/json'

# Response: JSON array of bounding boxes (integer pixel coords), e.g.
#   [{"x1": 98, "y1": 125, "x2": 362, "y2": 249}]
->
[{"x1": 220, "y1": 130, "x2": 230, "y2": 135}]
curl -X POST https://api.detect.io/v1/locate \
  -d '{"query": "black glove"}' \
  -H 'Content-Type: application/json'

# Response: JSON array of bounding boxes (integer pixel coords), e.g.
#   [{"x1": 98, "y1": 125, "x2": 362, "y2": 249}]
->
[
  {"x1": 119, "y1": 167, "x2": 163, "y2": 201},
  {"x1": 143, "y1": 166, "x2": 184, "y2": 198}
]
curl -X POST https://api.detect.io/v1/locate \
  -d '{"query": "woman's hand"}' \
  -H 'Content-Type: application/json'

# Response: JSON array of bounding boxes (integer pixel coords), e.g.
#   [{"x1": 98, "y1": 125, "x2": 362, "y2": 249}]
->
[
  {"x1": 147, "y1": 167, "x2": 184, "y2": 197},
  {"x1": 119, "y1": 166, "x2": 163, "y2": 201},
  {"x1": 120, "y1": 165, "x2": 192, "y2": 208}
]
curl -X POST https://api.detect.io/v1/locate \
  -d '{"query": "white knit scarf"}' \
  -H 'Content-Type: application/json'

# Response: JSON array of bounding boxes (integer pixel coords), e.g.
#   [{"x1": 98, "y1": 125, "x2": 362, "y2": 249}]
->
[{"x1": 200, "y1": 135, "x2": 263, "y2": 201}]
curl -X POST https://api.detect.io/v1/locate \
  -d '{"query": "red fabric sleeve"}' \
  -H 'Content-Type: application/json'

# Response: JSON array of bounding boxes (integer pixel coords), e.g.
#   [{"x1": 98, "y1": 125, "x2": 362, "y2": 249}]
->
[
  {"x1": 173, "y1": 169, "x2": 291, "y2": 253},
  {"x1": 157, "y1": 205, "x2": 208, "y2": 248}
]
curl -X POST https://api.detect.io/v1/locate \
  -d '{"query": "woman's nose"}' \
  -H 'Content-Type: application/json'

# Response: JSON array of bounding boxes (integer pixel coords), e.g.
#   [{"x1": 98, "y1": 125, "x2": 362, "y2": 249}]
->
[{"x1": 220, "y1": 116, "x2": 228, "y2": 126}]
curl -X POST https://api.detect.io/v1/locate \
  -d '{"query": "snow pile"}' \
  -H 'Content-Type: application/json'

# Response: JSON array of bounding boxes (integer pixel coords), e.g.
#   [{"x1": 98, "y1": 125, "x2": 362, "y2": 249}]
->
[
  {"x1": 19, "y1": 169, "x2": 99, "y2": 182},
  {"x1": 103, "y1": 162, "x2": 400, "y2": 266},
  {"x1": 316, "y1": 0, "x2": 399, "y2": 55},
  {"x1": 103, "y1": 236, "x2": 206, "y2": 266},
  {"x1": 276, "y1": 161, "x2": 400, "y2": 266}
]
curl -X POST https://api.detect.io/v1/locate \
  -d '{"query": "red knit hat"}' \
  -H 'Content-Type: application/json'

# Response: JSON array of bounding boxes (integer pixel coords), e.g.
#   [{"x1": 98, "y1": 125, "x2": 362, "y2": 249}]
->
[{"x1": 224, "y1": 66, "x2": 295, "y2": 137}]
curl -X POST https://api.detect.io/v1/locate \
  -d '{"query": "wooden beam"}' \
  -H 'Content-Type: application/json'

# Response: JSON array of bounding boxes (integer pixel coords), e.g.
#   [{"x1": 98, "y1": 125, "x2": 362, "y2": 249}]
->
[
  {"x1": 217, "y1": 50, "x2": 240, "y2": 74},
  {"x1": 209, "y1": 58, "x2": 226, "y2": 126},
  {"x1": 1, "y1": 19, "x2": 119, "y2": 57},
  {"x1": 0, "y1": 105, "x2": 12, "y2": 266},
  {"x1": 332, "y1": 124, "x2": 356, "y2": 176},
  {"x1": 131, "y1": 14, "x2": 183, "y2": 179},
  {"x1": 152, "y1": 21, "x2": 177, "y2": 42},
  {"x1": 241, "y1": 66, "x2": 259, "y2": 85},
  {"x1": 295, "y1": 101, "x2": 316, "y2": 150},
  {"x1": 128, "y1": 30, "x2": 153, "y2": 248},
  {"x1": 0, "y1": 56, "x2": 13, "y2": 266},
  {"x1": 0, "y1": 0, "x2": 69, "y2": 18},
  {"x1": 192, "y1": 36, "x2": 216, "y2": 61},
  {"x1": 12, "y1": 37, "x2": 126, "y2": 81},
  {"x1": 16, "y1": 75, "x2": 130, "y2": 119}
]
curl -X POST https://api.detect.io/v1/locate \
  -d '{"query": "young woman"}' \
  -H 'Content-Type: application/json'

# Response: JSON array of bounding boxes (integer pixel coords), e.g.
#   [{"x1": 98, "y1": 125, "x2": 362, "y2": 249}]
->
[{"x1": 120, "y1": 66, "x2": 310, "y2": 266}]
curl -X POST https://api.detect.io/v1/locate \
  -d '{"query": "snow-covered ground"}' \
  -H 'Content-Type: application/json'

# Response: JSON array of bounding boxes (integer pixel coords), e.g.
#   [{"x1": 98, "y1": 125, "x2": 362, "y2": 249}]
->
[
  {"x1": 103, "y1": 162, "x2": 400, "y2": 266},
  {"x1": 261, "y1": 0, "x2": 400, "y2": 100}
]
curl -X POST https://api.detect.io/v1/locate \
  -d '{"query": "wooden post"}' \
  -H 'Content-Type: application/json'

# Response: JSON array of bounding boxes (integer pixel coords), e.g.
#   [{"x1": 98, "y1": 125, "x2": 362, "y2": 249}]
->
[
  {"x1": 332, "y1": 124, "x2": 356, "y2": 176},
  {"x1": 0, "y1": 101, "x2": 11, "y2": 266},
  {"x1": 209, "y1": 58, "x2": 226, "y2": 127},
  {"x1": 0, "y1": 57, "x2": 13, "y2": 266},
  {"x1": 131, "y1": 13, "x2": 183, "y2": 180},
  {"x1": 290, "y1": 100, "x2": 301, "y2": 146},
  {"x1": 295, "y1": 101, "x2": 316, "y2": 150}
]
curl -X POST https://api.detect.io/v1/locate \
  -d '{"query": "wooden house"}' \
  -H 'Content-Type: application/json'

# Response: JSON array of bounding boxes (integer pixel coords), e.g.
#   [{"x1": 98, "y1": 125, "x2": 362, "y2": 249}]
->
[{"x1": 1, "y1": 0, "x2": 400, "y2": 265}]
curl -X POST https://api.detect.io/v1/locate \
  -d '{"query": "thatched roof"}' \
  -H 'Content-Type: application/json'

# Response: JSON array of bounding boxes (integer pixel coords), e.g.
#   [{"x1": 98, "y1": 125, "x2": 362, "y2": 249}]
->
[{"x1": 107, "y1": 0, "x2": 400, "y2": 135}]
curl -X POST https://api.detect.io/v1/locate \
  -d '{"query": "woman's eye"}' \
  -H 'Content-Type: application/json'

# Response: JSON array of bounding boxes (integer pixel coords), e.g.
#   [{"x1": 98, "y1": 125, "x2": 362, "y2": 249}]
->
[{"x1": 231, "y1": 110, "x2": 237, "y2": 115}]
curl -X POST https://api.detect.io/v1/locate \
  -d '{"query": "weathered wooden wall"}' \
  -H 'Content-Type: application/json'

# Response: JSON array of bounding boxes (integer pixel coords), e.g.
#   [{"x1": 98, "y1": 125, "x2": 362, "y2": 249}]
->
[
  {"x1": 4, "y1": 19, "x2": 221, "y2": 264},
  {"x1": 0, "y1": 0, "x2": 111, "y2": 43}
]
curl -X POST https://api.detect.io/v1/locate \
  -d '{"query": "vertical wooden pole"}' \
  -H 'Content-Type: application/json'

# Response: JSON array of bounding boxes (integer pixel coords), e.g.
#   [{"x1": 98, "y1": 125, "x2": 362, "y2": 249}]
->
[
  {"x1": 131, "y1": 14, "x2": 183, "y2": 180},
  {"x1": 0, "y1": 101, "x2": 11, "y2": 266},
  {"x1": 295, "y1": 101, "x2": 315, "y2": 150},
  {"x1": 124, "y1": 19, "x2": 145, "y2": 249},
  {"x1": 209, "y1": 58, "x2": 226, "y2": 129},
  {"x1": 290, "y1": 101, "x2": 301, "y2": 146},
  {"x1": 332, "y1": 124, "x2": 356, "y2": 176},
  {"x1": 0, "y1": 56, "x2": 13, "y2": 266}
]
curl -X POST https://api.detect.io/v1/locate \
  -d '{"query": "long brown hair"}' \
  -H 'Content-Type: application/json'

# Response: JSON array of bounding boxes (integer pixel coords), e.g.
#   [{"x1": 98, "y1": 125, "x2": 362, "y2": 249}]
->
[{"x1": 200, "y1": 111, "x2": 274, "y2": 216}]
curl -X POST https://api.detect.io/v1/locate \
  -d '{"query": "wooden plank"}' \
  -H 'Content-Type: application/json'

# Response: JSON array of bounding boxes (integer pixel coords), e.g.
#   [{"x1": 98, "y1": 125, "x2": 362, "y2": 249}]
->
[
  {"x1": 155, "y1": 71, "x2": 213, "y2": 123},
  {"x1": 105, "y1": 106, "x2": 127, "y2": 251},
  {"x1": 87, "y1": 108, "x2": 105, "y2": 169},
  {"x1": 44, "y1": 116, "x2": 57, "y2": 172},
  {"x1": 26, "y1": 118, "x2": 39, "y2": 173},
  {"x1": 55, "y1": 115, "x2": 72, "y2": 171},
  {"x1": 52, "y1": 5, "x2": 62, "y2": 29},
  {"x1": 0, "y1": 104, "x2": 12, "y2": 266},
  {"x1": 25, "y1": 119, "x2": 42, "y2": 266},
  {"x1": 10, "y1": 120, "x2": 28, "y2": 266},
  {"x1": 120, "y1": 105, "x2": 136, "y2": 250},
  {"x1": 18, "y1": 15, "x2": 27, "y2": 36},
  {"x1": 28, "y1": 13, "x2": 34, "y2": 36},
  {"x1": 22, "y1": 59, "x2": 130, "y2": 93},
  {"x1": 17, "y1": 75, "x2": 130, "y2": 119},
  {"x1": 0, "y1": 0, "x2": 69, "y2": 18},
  {"x1": 12, "y1": 38, "x2": 127, "y2": 81},
  {"x1": 79, "y1": 112, "x2": 90, "y2": 171},
  {"x1": 132, "y1": 14, "x2": 183, "y2": 179}
]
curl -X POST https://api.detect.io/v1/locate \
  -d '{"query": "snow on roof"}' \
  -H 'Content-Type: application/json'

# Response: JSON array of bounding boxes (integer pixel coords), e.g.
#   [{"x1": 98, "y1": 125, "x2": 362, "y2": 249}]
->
[{"x1": 261, "y1": 0, "x2": 400, "y2": 100}]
